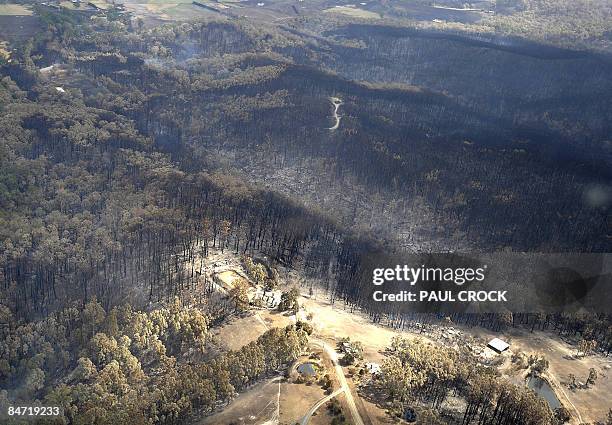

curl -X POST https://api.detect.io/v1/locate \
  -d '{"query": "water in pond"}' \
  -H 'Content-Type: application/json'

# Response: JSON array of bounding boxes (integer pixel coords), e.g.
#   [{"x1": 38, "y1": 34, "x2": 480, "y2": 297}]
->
[
  {"x1": 297, "y1": 362, "x2": 316, "y2": 376},
  {"x1": 527, "y1": 376, "x2": 561, "y2": 410}
]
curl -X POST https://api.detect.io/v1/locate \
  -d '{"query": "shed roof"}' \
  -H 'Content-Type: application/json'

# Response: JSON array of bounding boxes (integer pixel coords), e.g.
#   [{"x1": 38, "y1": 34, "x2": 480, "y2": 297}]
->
[{"x1": 487, "y1": 337, "x2": 510, "y2": 353}]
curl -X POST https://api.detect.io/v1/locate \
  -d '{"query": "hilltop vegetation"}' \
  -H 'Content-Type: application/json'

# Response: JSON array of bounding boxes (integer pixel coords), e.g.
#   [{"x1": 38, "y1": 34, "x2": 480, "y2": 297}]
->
[
  {"x1": 486, "y1": 0, "x2": 612, "y2": 50},
  {"x1": 0, "y1": 299, "x2": 309, "y2": 424}
]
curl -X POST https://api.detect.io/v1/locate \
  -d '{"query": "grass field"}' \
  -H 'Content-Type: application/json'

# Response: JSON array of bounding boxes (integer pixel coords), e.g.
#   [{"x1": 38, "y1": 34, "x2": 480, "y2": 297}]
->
[
  {"x1": 121, "y1": 0, "x2": 219, "y2": 23},
  {"x1": 89, "y1": 0, "x2": 112, "y2": 10},
  {"x1": 59, "y1": 1, "x2": 81, "y2": 10},
  {"x1": 323, "y1": 5, "x2": 380, "y2": 19},
  {"x1": 0, "y1": 4, "x2": 33, "y2": 15},
  {"x1": 164, "y1": 3, "x2": 221, "y2": 19}
]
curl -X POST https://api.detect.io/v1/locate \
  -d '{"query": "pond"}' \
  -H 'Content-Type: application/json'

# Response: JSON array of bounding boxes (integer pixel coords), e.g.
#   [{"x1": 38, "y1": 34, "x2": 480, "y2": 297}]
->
[
  {"x1": 297, "y1": 362, "x2": 317, "y2": 376},
  {"x1": 527, "y1": 376, "x2": 561, "y2": 410}
]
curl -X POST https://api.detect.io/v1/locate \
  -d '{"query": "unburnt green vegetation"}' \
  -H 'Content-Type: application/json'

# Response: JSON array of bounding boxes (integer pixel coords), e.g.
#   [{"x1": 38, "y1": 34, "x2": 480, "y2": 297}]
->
[
  {"x1": 0, "y1": 299, "x2": 309, "y2": 424},
  {"x1": 485, "y1": 0, "x2": 612, "y2": 50},
  {"x1": 380, "y1": 337, "x2": 554, "y2": 425}
]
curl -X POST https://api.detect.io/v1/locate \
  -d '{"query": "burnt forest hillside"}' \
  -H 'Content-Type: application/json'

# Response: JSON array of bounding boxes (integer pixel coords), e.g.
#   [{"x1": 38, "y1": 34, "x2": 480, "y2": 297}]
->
[{"x1": 1, "y1": 2, "x2": 612, "y2": 424}]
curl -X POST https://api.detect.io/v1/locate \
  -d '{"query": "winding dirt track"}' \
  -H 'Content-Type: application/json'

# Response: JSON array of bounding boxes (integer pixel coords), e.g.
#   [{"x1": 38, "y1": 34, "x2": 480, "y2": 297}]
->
[
  {"x1": 328, "y1": 97, "x2": 343, "y2": 130},
  {"x1": 299, "y1": 338, "x2": 365, "y2": 425},
  {"x1": 299, "y1": 388, "x2": 344, "y2": 425}
]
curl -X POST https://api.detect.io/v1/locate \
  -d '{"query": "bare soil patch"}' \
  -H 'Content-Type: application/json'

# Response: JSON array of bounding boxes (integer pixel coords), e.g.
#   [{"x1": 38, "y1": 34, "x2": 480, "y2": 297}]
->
[
  {"x1": 199, "y1": 377, "x2": 281, "y2": 425},
  {"x1": 213, "y1": 313, "x2": 269, "y2": 351},
  {"x1": 0, "y1": 4, "x2": 32, "y2": 15},
  {"x1": 279, "y1": 380, "x2": 327, "y2": 424}
]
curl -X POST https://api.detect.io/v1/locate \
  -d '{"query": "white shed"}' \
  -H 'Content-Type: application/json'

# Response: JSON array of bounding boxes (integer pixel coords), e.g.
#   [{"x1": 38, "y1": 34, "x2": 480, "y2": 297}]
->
[{"x1": 487, "y1": 338, "x2": 510, "y2": 353}]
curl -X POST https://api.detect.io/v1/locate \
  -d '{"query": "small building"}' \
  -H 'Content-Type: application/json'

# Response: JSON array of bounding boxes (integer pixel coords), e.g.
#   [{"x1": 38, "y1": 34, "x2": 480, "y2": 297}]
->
[
  {"x1": 262, "y1": 290, "x2": 281, "y2": 308},
  {"x1": 487, "y1": 337, "x2": 510, "y2": 353},
  {"x1": 248, "y1": 287, "x2": 281, "y2": 308}
]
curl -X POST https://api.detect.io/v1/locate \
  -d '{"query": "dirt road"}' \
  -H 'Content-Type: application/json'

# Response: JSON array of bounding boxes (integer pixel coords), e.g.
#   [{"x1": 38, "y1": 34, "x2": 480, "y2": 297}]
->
[
  {"x1": 299, "y1": 388, "x2": 344, "y2": 425},
  {"x1": 328, "y1": 97, "x2": 343, "y2": 130},
  {"x1": 300, "y1": 338, "x2": 365, "y2": 425}
]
